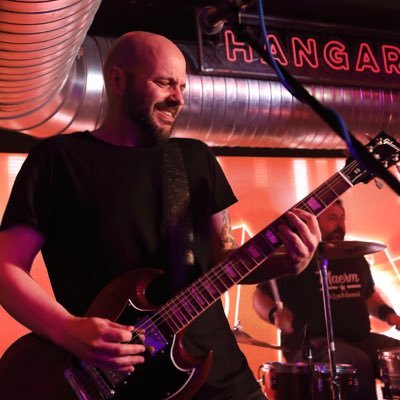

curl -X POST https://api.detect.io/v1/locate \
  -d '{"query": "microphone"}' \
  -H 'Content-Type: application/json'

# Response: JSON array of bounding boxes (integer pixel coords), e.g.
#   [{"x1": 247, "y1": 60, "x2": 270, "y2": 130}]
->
[{"x1": 197, "y1": 0, "x2": 256, "y2": 35}]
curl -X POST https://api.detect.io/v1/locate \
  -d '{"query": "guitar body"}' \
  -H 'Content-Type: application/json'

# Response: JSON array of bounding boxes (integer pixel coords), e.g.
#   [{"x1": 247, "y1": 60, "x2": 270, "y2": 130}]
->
[{"x1": 0, "y1": 269, "x2": 212, "y2": 400}]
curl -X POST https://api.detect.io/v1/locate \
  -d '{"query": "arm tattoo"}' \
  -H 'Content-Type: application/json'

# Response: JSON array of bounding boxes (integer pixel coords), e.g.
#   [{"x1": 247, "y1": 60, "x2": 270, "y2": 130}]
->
[{"x1": 219, "y1": 210, "x2": 237, "y2": 251}]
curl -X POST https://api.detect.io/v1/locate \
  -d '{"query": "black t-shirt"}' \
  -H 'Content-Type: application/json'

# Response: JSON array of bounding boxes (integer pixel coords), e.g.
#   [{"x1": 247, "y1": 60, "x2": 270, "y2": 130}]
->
[
  {"x1": 258, "y1": 256, "x2": 375, "y2": 344},
  {"x1": 1, "y1": 132, "x2": 261, "y2": 399}
]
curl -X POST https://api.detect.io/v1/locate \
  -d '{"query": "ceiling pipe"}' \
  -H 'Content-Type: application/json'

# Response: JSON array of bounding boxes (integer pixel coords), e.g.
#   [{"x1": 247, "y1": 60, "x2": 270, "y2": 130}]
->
[
  {"x1": 0, "y1": 1, "x2": 399, "y2": 149},
  {"x1": 175, "y1": 74, "x2": 400, "y2": 149},
  {"x1": 0, "y1": 0, "x2": 103, "y2": 135}
]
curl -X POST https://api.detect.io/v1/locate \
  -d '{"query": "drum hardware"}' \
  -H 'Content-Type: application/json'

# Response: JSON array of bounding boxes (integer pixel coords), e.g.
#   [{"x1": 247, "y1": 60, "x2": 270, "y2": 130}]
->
[
  {"x1": 275, "y1": 240, "x2": 386, "y2": 260},
  {"x1": 273, "y1": 239, "x2": 386, "y2": 399},
  {"x1": 378, "y1": 348, "x2": 400, "y2": 399},
  {"x1": 232, "y1": 326, "x2": 283, "y2": 350},
  {"x1": 308, "y1": 239, "x2": 385, "y2": 399},
  {"x1": 258, "y1": 361, "x2": 358, "y2": 400},
  {"x1": 316, "y1": 243, "x2": 341, "y2": 400}
]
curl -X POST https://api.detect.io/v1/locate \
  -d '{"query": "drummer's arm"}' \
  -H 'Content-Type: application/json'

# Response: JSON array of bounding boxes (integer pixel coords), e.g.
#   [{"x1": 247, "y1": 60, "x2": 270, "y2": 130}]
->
[
  {"x1": 253, "y1": 286, "x2": 294, "y2": 334},
  {"x1": 367, "y1": 290, "x2": 400, "y2": 329},
  {"x1": 253, "y1": 286, "x2": 278, "y2": 325}
]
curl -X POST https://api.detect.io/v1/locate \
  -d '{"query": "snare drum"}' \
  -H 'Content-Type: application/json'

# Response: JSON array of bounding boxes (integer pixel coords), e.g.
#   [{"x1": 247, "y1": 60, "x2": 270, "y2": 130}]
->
[
  {"x1": 378, "y1": 348, "x2": 400, "y2": 399},
  {"x1": 258, "y1": 362, "x2": 358, "y2": 400}
]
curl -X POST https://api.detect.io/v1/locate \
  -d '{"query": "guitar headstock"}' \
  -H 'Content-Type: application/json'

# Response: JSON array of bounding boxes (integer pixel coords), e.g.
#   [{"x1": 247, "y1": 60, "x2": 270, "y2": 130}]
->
[{"x1": 342, "y1": 131, "x2": 400, "y2": 185}]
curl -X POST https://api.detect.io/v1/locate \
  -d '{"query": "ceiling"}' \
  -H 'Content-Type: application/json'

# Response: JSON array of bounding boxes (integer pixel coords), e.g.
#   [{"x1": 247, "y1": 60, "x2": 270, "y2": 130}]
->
[
  {"x1": 2, "y1": 0, "x2": 400, "y2": 153},
  {"x1": 88, "y1": 0, "x2": 400, "y2": 41}
]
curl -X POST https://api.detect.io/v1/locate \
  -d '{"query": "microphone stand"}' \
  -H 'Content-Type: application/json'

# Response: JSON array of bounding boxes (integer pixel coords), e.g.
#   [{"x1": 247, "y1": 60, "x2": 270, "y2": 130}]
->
[{"x1": 316, "y1": 244, "x2": 341, "y2": 400}]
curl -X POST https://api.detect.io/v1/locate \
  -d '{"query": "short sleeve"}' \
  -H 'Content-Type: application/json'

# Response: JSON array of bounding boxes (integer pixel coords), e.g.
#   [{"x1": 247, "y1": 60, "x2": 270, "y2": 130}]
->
[
  {"x1": 0, "y1": 141, "x2": 54, "y2": 235},
  {"x1": 203, "y1": 142, "x2": 238, "y2": 214}
]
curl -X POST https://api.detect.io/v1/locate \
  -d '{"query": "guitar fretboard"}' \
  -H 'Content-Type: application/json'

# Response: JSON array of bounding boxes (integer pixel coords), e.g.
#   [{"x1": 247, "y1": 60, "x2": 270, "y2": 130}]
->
[{"x1": 155, "y1": 162, "x2": 355, "y2": 336}]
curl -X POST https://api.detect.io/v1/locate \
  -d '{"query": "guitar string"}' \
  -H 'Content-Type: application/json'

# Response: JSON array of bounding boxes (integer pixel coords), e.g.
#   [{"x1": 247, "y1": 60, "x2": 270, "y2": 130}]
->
[{"x1": 126, "y1": 159, "x2": 359, "y2": 345}]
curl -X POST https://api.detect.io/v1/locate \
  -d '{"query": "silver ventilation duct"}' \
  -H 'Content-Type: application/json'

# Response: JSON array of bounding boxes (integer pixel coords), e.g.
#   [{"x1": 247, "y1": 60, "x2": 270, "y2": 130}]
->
[
  {"x1": 176, "y1": 75, "x2": 400, "y2": 149},
  {"x1": 0, "y1": 0, "x2": 103, "y2": 137},
  {"x1": 0, "y1": 1, "x2": 399, "y2": 149}
]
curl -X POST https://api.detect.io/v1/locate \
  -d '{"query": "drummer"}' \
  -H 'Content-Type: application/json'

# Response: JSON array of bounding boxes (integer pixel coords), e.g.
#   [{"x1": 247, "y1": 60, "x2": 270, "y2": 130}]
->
[{"x1": 253, "y1": 199, "x2": 400, "y2": 400}]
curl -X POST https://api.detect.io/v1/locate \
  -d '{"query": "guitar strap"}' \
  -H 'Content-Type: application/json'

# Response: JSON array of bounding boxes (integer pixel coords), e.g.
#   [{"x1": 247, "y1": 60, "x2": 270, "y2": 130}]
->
[{"x1": 163, "y1": 139, "x2": 195, "y2": 295}]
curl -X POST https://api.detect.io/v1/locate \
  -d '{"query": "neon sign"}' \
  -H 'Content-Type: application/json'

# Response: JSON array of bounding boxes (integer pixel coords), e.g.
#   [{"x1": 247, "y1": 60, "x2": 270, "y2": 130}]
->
[{"x1": 196, "y1": 16, "x2": 400, "y2": 89}]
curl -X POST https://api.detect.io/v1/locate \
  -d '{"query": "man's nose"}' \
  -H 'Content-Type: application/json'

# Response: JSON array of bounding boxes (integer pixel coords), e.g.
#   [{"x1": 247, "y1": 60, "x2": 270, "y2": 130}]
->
[{"x1": 169, "y1": 86, "x2": 185, "y2": 106}]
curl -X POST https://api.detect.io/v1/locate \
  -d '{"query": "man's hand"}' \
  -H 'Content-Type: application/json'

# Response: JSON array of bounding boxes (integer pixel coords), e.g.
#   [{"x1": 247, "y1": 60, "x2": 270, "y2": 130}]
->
[
  {"x1": 276, "y1": 208, "x2": 321, "y2": 276},
  {"x1": 59, "y1": 316, "x2": 146, "y2": 373},
  {"x1": 386, "y1": 313, "x2": 400, "y2": 330},
  {"x1": 274, "y1": 306, "x2": 294, "y2": 334}
]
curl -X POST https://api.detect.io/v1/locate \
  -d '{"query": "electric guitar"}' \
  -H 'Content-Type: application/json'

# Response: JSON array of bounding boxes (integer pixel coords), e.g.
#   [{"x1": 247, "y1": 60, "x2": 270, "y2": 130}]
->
[{"x1": 0, "y1": 131, "x2": 399, "y2": 400}]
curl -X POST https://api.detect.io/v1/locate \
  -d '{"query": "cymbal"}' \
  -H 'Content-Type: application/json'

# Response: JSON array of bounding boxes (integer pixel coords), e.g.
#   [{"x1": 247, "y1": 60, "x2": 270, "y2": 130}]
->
[
  {"x1": 276, "y1": 240, "x2": 386, "y2": 260},
  {"x1": 232, "y1": 328, "x2": 282, "y2": 350},
  {"x1": 317, "y1": 240, "x2": 386, "y2": 260}
]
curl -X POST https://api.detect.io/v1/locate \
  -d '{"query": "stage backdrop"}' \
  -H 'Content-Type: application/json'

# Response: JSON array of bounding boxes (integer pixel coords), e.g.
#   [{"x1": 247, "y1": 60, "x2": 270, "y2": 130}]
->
[{"x1": 1, "y1": 152, "x2": 399, "y2": 386}]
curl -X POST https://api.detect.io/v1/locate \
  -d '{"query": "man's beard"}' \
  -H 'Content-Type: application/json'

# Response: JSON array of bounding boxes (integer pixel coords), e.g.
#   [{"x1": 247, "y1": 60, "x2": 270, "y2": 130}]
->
[
  {"x1": 134, "y1": 109, "x2": 173, "y2": 144},
  {"x1": 324, "y1": 227, "x2": 345, "y2": 241}
]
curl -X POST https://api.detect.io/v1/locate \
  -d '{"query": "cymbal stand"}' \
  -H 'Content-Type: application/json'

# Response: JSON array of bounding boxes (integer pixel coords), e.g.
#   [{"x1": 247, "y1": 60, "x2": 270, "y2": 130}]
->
[{"x1": 316, "y1": 244, "x2": 341, "y2": 400}]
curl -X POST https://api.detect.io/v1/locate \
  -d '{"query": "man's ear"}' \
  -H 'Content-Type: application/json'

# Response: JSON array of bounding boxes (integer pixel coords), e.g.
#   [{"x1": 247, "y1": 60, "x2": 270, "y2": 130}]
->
[{"x1": 108, "y1": 66, "x2": 126, "y2": 96}]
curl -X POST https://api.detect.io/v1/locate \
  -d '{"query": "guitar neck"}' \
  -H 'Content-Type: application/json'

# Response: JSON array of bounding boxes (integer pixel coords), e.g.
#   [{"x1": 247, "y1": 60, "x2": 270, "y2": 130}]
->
[{"x1": 154, "y1": 162, "x2": 356, "y2": 336}]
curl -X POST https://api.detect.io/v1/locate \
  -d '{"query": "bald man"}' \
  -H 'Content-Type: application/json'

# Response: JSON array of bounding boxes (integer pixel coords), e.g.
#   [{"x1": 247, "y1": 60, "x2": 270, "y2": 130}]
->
[{"x1": 0, "y1": 31, "x2": 320, "y2": 399}]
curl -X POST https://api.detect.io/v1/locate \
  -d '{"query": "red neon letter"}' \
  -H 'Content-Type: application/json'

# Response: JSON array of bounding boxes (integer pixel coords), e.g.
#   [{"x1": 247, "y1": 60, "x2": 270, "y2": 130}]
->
[
  {"x1": 323, "y1": 40, "x2": 349, "y2": 71},
  {"x1": 355, "y1": 43, "x2": 380, "y2": 73},
  {"x1": 291, "y1": 37, "x2": 318, "y2": 68},
  {"x1": 224, "y1": 30, "x2": 254, "y2": 63},
  {"x1": 260, "y1": 34, "x2": 288, "y2": 66},
  {"x1": 382, "y1": 45, "x2": 400, "y2": 74}
]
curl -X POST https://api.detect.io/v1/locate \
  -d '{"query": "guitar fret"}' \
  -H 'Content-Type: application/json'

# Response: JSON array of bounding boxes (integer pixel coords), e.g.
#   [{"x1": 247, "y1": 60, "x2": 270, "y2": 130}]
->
[
  {"x1": 202, "y1": 276, "x2": 221, "y2": 298},
  {"x1": 237, "y1": 248, "x2": 257, "y2": 269},
  {"x1": 224, "y1": 260, "x2": 244, "y2": 281},
  {"x1": 178, "y1": 295, "x2": 197, "y2": 319},
  {"x1": 162, "y1": 312, "x2": 180, "y2": 332},
  {"x1": 302, "y1": 195, "x2": 325, "y2": 215},
  {"x1": 262, "y1": 226, "x2": 280, "y2": 248},
  {"x1": 195, "y1": 278, "x2": 215, "y2": 303},
  {"x1": 209, "y1": 270, "x2": 230, "y2": 292},
  {"x1": 243, "y1": 240, "x2": 266, "y2": 263},
  {"x1": 189, "y1": 285, "x2": 208, "y2": 307},
  {"x1": 171, "y1": 300, "x2": 191, "y2": 327},
  {"x1": 229, "y1": 253, "x2": 252, "y2": 276},
  {"x1": 186, "y1": 288, "x2": 207, "y2": 312},
  {"x1": 177, "y1": 297, "x2": 193, "y2": 321},
  {"x1": 326, "y1": 175, "x2": 351, "y2": 196},
  {"x1": 252, "y1": 233, "x2": 271, "y2": 254}
]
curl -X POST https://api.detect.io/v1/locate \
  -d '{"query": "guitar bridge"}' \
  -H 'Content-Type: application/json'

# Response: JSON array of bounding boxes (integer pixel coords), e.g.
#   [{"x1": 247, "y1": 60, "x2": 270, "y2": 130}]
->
[{"x1": 64, "y1": 363, "x2": 118, "y2": 400}]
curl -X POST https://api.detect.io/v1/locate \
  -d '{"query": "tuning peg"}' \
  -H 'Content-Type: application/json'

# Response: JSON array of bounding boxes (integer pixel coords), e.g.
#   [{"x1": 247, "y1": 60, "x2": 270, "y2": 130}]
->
[{"x1": 373, "y1": 178, "x2": 385, "y2": 190}]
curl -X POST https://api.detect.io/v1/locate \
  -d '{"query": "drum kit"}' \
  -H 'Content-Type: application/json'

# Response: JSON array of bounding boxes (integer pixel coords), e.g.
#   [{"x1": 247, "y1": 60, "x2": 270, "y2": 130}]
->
[{"x1": 232, "y1": 240, "x2": 397, "y2": 400}]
